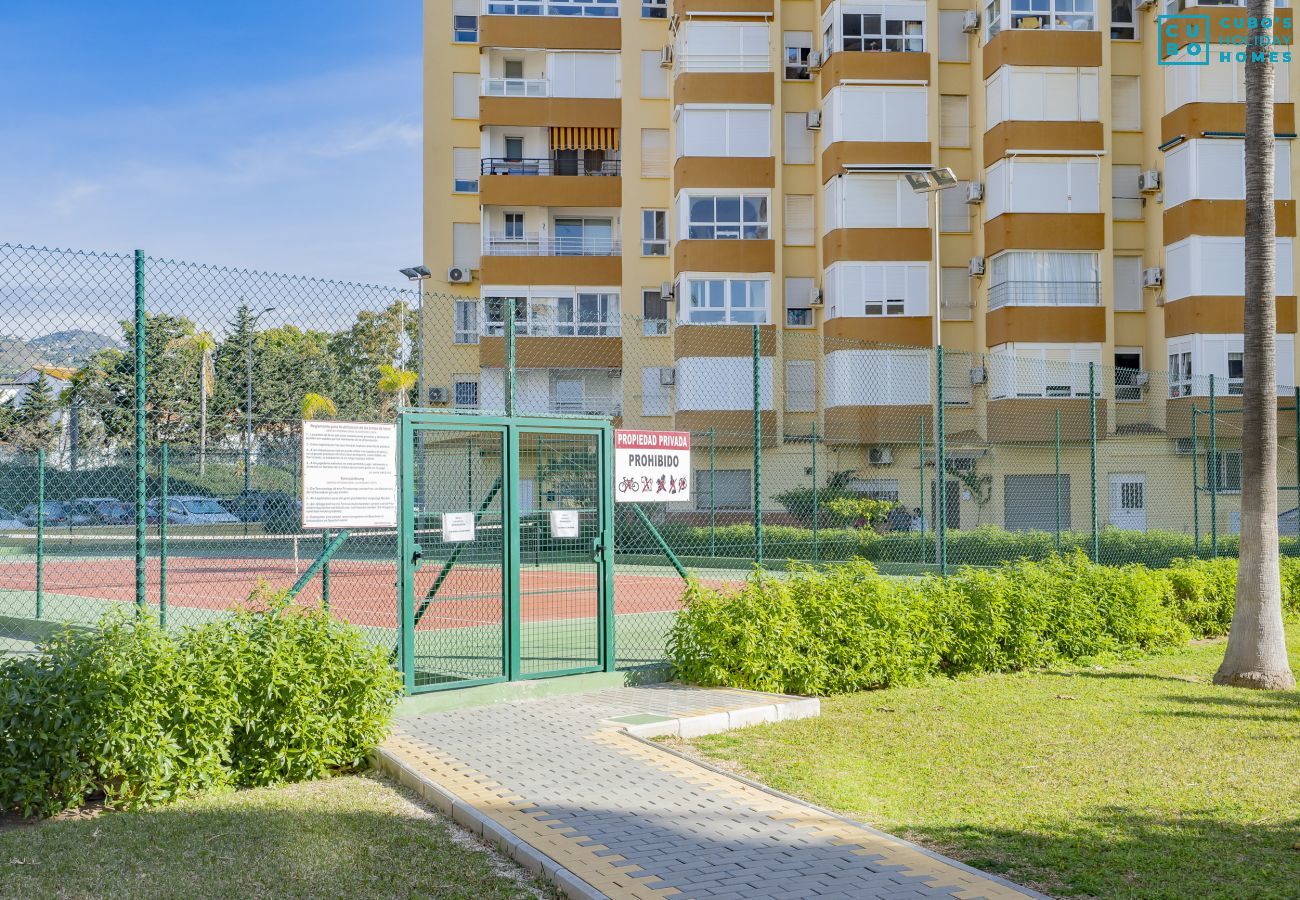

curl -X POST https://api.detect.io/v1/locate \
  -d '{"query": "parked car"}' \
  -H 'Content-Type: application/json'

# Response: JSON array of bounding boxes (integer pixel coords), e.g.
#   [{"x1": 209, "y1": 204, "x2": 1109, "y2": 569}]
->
[
  {"x1": 70, "y1": 497, "x2": 136, "y2": 526},
  {"x1": 0, "y1": 506, "x2": 26, "y2": 530},
  {"x1": 147, "y1": 496, "x2": 240, "y2": 526},
  {"x1": 20, "y1": 501, "x2": 71, "y2": 527},
  {"x1": 226, "y1": 490, "x2": 301, "y2": 528}
]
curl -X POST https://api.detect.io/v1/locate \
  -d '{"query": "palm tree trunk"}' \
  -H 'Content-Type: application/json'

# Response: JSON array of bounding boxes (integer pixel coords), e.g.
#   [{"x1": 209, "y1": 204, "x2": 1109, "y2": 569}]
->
[
  {"x1": 198, "y1": 358, "x2": 208, "y2": 479},
  {"x1": 1215, "y1": 4, "x2": 1296, "y2": 690}
]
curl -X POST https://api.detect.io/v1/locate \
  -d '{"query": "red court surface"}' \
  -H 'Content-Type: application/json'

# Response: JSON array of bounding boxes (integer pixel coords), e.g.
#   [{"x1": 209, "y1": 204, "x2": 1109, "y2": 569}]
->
[{"x1": 0, "y1": 555, "x2": 744, "y2": 629}]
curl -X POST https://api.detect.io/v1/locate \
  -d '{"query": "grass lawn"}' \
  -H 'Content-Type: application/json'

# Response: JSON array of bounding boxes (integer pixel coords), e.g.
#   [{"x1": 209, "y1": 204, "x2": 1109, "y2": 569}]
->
[
  {"x1": 0, "y1": 774, "x2": 549, "y2": 900},
  {"x1": 682, "y1": 625, "x2": 1300, "y2": 900}
]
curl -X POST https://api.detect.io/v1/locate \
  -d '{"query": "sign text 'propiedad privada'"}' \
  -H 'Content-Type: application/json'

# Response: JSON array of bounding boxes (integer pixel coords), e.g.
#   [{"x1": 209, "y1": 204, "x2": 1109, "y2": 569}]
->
[{"x1": 614, "y1": 430, "x2": 691, "y2": 503}]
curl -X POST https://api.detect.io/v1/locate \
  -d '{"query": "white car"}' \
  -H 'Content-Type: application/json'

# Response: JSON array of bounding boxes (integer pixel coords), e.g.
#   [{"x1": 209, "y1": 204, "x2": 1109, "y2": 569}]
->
[{"x1": 149, "y1": 496, "x2": 240, "y2": 526}]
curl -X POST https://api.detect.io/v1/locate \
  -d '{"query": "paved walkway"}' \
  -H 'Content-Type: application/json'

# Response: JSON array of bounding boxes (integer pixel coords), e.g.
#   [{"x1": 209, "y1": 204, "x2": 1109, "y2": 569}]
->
[{"x1": 377, "y1": 684, "x2": 1043, "y2": 900}]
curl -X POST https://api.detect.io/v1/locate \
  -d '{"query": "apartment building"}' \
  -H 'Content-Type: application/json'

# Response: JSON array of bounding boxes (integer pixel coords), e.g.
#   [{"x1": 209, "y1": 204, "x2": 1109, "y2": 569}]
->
[{"x1": 423, "y1": 0, "x2": 1300, "y2": 533}]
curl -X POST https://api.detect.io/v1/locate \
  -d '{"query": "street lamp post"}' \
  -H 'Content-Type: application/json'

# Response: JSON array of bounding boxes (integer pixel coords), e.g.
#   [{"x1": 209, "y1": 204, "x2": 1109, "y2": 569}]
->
[
  {"x1": 400, "y1": 265, "x2": 433, "y2": 406},
  {"x1": 245, "y1": 306, "x2": 277, "y2": 495}
]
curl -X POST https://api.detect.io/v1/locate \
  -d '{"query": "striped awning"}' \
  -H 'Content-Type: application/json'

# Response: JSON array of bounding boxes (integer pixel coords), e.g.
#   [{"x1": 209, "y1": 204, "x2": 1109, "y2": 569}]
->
[{"x1": 550, "y1": 126, "x2": 619, "y2": 151}]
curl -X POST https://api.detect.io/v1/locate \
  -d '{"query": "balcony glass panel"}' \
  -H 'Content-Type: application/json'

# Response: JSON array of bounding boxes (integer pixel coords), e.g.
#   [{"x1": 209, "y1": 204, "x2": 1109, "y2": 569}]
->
[{"x1": 485, "y1": 0, "x2": 619, "y2": 16}]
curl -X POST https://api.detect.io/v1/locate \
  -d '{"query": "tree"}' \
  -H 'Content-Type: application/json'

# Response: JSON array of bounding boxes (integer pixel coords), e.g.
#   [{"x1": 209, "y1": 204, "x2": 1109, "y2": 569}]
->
[
  {"x1": 14, "y1": 373, "x2": 60, "y2": 454},
  {"x1": 377, "y1": 365, "x2": 416, "y2": 416},
  {"x1": 173, "y1": 331, "x2": 216, "y2": 476},
  {"x1": 1216, "y1": 16, "x2": 1296, "y2": 691},
  {"x1": 301, "y1": 392, "x2": 337, "y2": 420}
]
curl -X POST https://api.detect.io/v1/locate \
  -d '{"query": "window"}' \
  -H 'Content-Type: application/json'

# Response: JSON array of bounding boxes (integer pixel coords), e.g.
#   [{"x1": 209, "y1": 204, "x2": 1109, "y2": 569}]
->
[
  {"x1": 503, "y1": 212, "x2": 525, "y2": 240},
  {"x1": 824, "y1": 173, "x2": 929, "y2": 230},
  {"x1": 676, "y1": 22, "x2": 770, "y2": 72},
  {"x1": 453, "y1": 0, "x2": 478, "y2": 41},
  {"x1": 685, "y1": 194, "x2": 769, "y2": 239},
  {"x1": 677, "y1": 357, "x2": 775, "y2": 410},
  {"x1": 1163, "y1": 140, "x2": 1292, "y2": 208},
  {"x1": 784, "y1": 195, "x2": 814, "y2": 246},
  {"x1": 1113, "y1": 256, "x2": 1143, "y2": 312},
  {"x1": 642, "y1": 210, "x2": 667, "y2": 255},
  {"x1": 938, "y1": 10, "x2": 970, "y2": 61},
  {"x1": 1169, "y1": 350, "x2": 1192, "y2": 398},
  {"x1": 452, "y1": 73, "x2": 479, "y2": 119},
  {"x1": 984, "y1": 157, "x2": 1101, "y2": 217},
  {"x1": 453, "y1": 377, "x2": 479, "y2": 409},
  {"x1": 941, "y1": 267, "x2": 973, "y2": 320},
  {"x1": 853, "y1": 478, "x2": 900, "y2": 502},
  {"x1": 783, "y1": 112, "x2": 814, "y2": 165},
  {"x1": 487, "y1": 0, "x2": 619, "y2": 14},
  {"x1": 482, "y1": 291, "x2": 621, "y2": 337},
  {"x1": 452, "y1": 223, "x2": 480, "y2": 270},
  {"x1": 940, "y1": 95, "x2": 969, "y2": 147},
  {"x1": 640, "y1": 50, "x2": 668, "y2": 98},
  {"x1": 1165, "y1": 236, "x2": 1295, "y2": 301},
  {"x1": 988, "y1": 251, "x2": 1099, "y2": 308},
  {"x1": 643, "y1": 0, "x2": 667, "y2": 18},
  {"x1": 785, "y1": 277, "x2": 816, "y2": 328},
  {"x1": 785, "y1": 360, "x2": 816, "y2": 412},
  {"x1": 784, "y1": 31, "x2": 812, "y2": 79},
  {"x1": 453, "y1": 300, "x2": 479, "y2": 344},
  {"x1": 1004, "y1": 475, "x2": 1071, "y2": 532},
  {"x1": 453, "y1": 148, "x2": 479, "y2": 193},
  {"x1": 1227, "y1": 352, "x2": 1244, "y2": 395},
  {"x1": 841, "y1": 8, "x2": 925, "y2": 52},
  {"x1": 642, "y1": 288, "x2": 670, "y2": 335},
  {"x1": 987, "y1": 0, "x2": 1097, "y2": 35},
  {"x1": 940, "y1": 182, "x2": 970, "y2": 232},
  {"x1": 825, "y1": 349, "x2": 931, "y2": 406},
  {"x1": 823, "y1": 85, "x2": 928, "y2": 144},
  {"x1": 641, "y1": 128, "x2": 669, "y2": 177},
  {"x1": 1112, "y1": 76, "x2": 1141, "y2": 129},
  {"x1": 1115, "y1": 350, "x2": 1142, "y2": 401},
  {"x1": 555, "y1": 293, "x2": 619, "y2": 336},
  {"x1": 988, "y1": 343, "x2": 1103, "y2": 399},
  {"x1": 985, "y1": 67, "x2": 1100, "y2": 127},
  {"x1": 1111, "y1": 0, "x2": 1137, "y2": 39},
  {"x1": 642, "y1": 368, "x2": 671, "y2": 416},
  {"x1": 547, "y1": 52, "x2": 620, "y2": 99},
  {"x1": 676, "y1": 106, "x2": 772, "y2": 157},
  {"x1": 695, "y1": 469, "x2": 751, "y2": 510},
  {"x1": 1113, "y1": 164, "x2": 1143, "y2": 220},
  {"x1": 1207, "y1": 450, "x2": 1243, "y2": 493},
  {"x1": 483, "y1": 296, "x2": 527, "y2": 336},
  {"x1": 683, "y1": 277, "x2": 770, "y2": 324},
  {"x1": 824, "y1": 262, "x2": 929, "y2": 318}
]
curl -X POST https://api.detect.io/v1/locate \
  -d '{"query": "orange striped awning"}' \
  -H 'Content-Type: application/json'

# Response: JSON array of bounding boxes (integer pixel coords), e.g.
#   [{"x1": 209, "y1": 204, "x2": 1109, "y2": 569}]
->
[{"x1": 549, "y1": 126, "x2": 619, "y2": 151}]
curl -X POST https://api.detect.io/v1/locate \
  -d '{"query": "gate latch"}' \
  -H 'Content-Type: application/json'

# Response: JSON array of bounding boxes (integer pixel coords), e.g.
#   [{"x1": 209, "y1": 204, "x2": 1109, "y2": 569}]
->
[
  {"x1": 412, "y1": 544, "x2": 423, "y2": 569},
  {"x1": 590, "y1": 537, "x2": 603, "y2": 562}
]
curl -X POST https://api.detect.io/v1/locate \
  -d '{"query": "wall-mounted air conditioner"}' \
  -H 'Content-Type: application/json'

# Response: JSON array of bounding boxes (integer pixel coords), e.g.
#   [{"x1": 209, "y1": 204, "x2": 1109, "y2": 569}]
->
[
  {"x1": 868, "y1": 446, "x2": 894, "y2": 466},
  {"x1": 808, "y1": 50, "x2": 823, "y2": 70},
  {"x1": 969, "y1": 366, "x2": 987, "y2": 386},
  {"x1": 965, "y1": 182, "x2": 984, "y2": 204},
  {"x1": 809, "y1": 288, "x2": 824, "y2": 306},
  {"x1": 660, "y1": 45, "x2": 673, "y2": 67},
  {"x1": 968, "y1": 256, "x2": 986, "y2": 276},
  {"x1": 447, "y1": 266, "x2": 472, "y2": 284},
  {"x1": 659, "y1": 367, "x2": 676, "y2": 386},
  {"x1": 1139, "y1": 170, "x2": 1161, "y2": 192},
  {"x1": 427, "y1": 387, "x2": 449, "y2": 404},
  {"x1": 806, "y1": 109, "x2": 822, "y2": 130},
  {"x1": 962, "y1": 10, "x2": 980, "y2": 32},
  {"x1": 1142, "y1": 266, "x2": 1163, "y2": 287},
  {"x1": 660, "y1": 281, "x2": 674, "y2": 301}
]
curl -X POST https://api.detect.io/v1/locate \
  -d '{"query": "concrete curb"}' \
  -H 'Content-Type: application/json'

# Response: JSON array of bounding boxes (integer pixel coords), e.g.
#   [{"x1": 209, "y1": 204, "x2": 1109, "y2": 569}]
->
[{"x1": 621, "y1": 695, "x2": 821, "y2": 739}]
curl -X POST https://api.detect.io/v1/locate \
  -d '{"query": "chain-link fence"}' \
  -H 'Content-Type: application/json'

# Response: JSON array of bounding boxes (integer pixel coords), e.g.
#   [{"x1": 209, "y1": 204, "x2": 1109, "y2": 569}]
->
[{"x1": 3, "y1": 242, "x2": 1295, "y2": 672}]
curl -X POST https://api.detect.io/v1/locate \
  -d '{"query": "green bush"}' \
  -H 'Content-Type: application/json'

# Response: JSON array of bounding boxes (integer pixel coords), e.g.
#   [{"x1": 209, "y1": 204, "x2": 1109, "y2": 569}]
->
[
  {"x1": 0, "y1": 593, "x2": 400, "y2": 817},
  {"x1": 669, "y1": 553, "x2": 1229, "y2": 696}
]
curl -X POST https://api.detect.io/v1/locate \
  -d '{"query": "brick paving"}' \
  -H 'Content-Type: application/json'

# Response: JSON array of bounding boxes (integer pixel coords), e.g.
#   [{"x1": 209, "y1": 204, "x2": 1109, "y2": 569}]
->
[{"x1": 378, "y1": 684, "x2": 1043, "y2": 900}]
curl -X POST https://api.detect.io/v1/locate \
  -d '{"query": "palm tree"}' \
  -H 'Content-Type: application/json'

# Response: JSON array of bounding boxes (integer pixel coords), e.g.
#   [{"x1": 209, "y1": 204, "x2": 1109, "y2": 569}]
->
[
  {"x1": 377, "y1": 365, "x2": 417, "y2": 416},
  {"x1": 300, "y1": 392, "x2": 338, "y2": 420},
  {"x1": 173, "y1": 331, "x2": 217, "y2": 477},
  {"x1": 1215, "y1": 12, "x2": 1296, "y2": 690}
]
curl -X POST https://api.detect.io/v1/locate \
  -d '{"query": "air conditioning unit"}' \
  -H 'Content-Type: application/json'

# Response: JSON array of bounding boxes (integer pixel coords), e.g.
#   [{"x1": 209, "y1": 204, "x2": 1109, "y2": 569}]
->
[
  {"x1": 1139, "y1": 170, "x2": 1161, "y2": 192},
  {"x1": 809, "y1": 287, "x2": 824, "y2": 306},
  {"x1": 1136, "y1": 0, "x2": 1158, "y2": 9},
  {"x1": 1142, "y1": 266, "x2": 1163, "y2": 287},
  {"x1": 1174, "y1": 437, "x2": 1196, "y2": 455},
  {"x1": 446, "y1": 265, "x2": 472, "y2": 284},
  {"x1": 807, "y1": 49, "x2": 823, "y2": 70},
  {"x1": 660, "y1": 45, "x2": 673, "y2": 67},
  {"x1": 806, "y1": 109, "x2": 822, "y2": 130},
  {"x1": 962, "y1": 10, "x2": 980, "y2": 32},
  {"x1": 965, "y1": 182, "x2": 984, "y2": 204},
  {"x1": 660, "y1": 280, "x2": 674, "y2": 301},
  {"x1": 659, "y1": 367, "x2": 676, "y2": 386},
  {"x1": 968, "y1": 256, "x2": 986, "y2": 276},
  {"x1": 427, "y1": 387, "x2": 449, "y2": 404},
  {"x1": 1134, "y1": 371, "x2": 1150, "y2": 387},
  {"x1": 868, "y1": 446, "x2": 894, "y2": 466},
  {"x1": 969, "y1": 366, "x2": 987, "y2": 386}
]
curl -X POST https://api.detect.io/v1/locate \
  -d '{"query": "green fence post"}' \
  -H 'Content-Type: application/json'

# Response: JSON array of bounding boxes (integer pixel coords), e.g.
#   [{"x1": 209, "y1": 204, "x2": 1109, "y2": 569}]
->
[
  {"x1": 1192, "y1": 406, "x2": 1200, "y2": 557},
  {"x1": 811, "y1": 422, "x2": 819, "y2": 562},
  {"x1": 941, "y1": 343, "x2": 951, "y2": 577},
  {"x1": 1054, "y1": 409, "x2": 1062, "y2": 553},
  {"x1": 708, "y1": 427, "x2": 716, "y2": 557},
  {"x1": 1089, "y1": 362, "x2": 1098, "y2": 563},
  {"x1": 504, "y1": 299, "x2": 516, "y2": 418},
  {"x1": 322, "y1": 528, "x2": 331, "y2": 612},
  {"x1": 918, "y1": 414, "x2": 926, "y2": 566},
  {"x1": 752, "y1": 324, "x2": 762, "y2": 568},
  {"x1": 134, "y1": 249, "x2": 147, "y2": 615},
  {"x1": 35, "y1": 449, "x2": 44, "y2": 620},
  {"x1": 1209, "y1": 373, "x2": 1218, "y2": 558},
  {"x1": 159, "y1": 444, "x2": 168, "y2": 628}
]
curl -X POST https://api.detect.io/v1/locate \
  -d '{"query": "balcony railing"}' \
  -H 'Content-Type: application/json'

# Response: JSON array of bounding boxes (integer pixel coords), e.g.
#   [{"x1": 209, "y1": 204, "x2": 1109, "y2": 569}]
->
[
  {"x1": 483, "y1": 233, "x2": 621, "y2": 256},
  {"x1": 987, "y1": 281, "x2": 1101, "y2": 310},
  {"x1": 484, "y1": 321, "x2": 622, "y2": 337},
  {"x1": 482, "y1": 77, "x2": 549, "y2": 97},
  {"x1": 484, "y1": 0, "x2": 619, "y2": 16},
  {"x1": 480, "y1": 157, "x2": 621, "y2": 177}
]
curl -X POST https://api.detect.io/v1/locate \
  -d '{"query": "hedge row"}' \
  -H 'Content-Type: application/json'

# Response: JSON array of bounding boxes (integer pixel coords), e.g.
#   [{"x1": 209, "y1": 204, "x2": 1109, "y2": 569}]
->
[
  {"x1": 668, "y1": 554, "x2": 1300, "y2": 696},
  {"x1": 0, "y1": 594, "x2": 401, "y2": 817}
]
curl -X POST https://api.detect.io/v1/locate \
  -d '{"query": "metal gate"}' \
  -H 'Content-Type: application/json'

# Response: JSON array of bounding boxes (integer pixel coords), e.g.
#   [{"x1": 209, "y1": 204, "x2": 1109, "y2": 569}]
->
[{"x1": 397, "y1": 414, "x2": 614, "y2": 693}]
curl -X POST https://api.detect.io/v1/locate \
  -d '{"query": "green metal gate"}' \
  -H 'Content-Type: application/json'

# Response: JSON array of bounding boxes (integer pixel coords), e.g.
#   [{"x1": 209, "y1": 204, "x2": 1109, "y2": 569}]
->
[{"x1": 397, "y1": 414, "x2": 614, "y2": 693}]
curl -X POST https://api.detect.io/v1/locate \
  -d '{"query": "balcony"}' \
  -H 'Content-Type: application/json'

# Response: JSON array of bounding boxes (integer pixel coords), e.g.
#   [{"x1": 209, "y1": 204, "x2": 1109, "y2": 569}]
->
[
  {"x1": 483, "y1": 233, "x2": 621, "y2": 256},
  {"x1": 484, "y1": 0, "x2": 618, "y2": 15},
  {"x1": 480, "y1": 157, "x2": 619, "y2": 176},
  {"x1": 987, "y1": 281, "x2": 1101, "y2": 310},
  {"x1": 482, "y1": 77, "x2": 549, "y2": 97},
  {"x1": 479, "y1": 156, "x2": 622, "y2": 207}
]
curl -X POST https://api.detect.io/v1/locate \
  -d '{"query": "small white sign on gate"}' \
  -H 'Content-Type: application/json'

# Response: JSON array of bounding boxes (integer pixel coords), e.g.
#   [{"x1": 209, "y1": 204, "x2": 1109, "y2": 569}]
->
[
  {"x1": 441, "y1": 512, "x2": 476, "y2": 543},
  {"x1": 549, "y1": 509, "x2": 581, "y2": 539},
  {"x1": 613, "y1": 430, "x2": 691, "y2": 503}
]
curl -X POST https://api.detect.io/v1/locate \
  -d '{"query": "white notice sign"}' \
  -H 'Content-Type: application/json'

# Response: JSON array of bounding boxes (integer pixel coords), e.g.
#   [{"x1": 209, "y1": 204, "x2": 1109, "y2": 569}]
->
[
  {"x1": 614, "y1": 430, "x2": 691, "y2": 503},
  {"x1": 301, "y1": 420, "x2": 398, "y2": 529},
  {"x1": 549, "y1": 509, "x2": 581, "y2": 539},
  {"x1": 441, "y1": 512, "x2": 476, "y2": 543}
]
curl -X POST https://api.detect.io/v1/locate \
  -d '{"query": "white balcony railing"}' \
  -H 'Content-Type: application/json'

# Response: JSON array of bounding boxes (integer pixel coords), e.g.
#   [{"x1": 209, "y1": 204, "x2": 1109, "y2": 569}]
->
[
  {"x1": 483, "y1": 233, "x2": 621, "y2": 256},
  {"x1": 987, "y1": 281, "x2": 1101, "y2": 310},
  {"x1": 482, "y1": 77, "x2": 549, "y2": 97},
  {"x1": 484, "y1": 0, "x2": 619, "y2": 16}
]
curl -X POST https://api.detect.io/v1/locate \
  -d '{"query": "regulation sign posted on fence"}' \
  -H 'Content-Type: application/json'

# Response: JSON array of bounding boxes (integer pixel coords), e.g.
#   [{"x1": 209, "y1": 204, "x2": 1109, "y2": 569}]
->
[
  {"x1": 301, "y1": 420, "x2": 398, "y2": 529},
  {"x1": 614, "y1": 430, "x2": 691, "y2": 503}
]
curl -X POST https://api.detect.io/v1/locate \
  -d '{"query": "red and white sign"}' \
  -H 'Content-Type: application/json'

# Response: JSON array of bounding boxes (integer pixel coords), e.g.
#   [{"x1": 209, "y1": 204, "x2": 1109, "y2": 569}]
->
[{"x1": 614, "y1": 430, "x2": 691, "y2": 503}]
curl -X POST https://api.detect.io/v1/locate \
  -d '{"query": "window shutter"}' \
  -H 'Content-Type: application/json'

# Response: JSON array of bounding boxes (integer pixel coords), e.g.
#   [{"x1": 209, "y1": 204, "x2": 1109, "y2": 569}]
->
[
  {"x1": 941, "y1": 267, "x2": 972, "y2": 320},
  {"x1": 452, "y1": 148, "x2": 479, "y2": 191},
  {"x1": 939, "y1": 95, "x2": 969, "y2": 147},
  {"x1": 783, "y1": 112, "x2": 813, "y2": 164},
  {"x1": 452, "y1": 0, "x2": 476, "y2": 13},
  {"x1": 785, "y1": 360, "x2": 816, "y2": 412},
  {"x1": 938, "y1": 11, "x2": 969, "y2": 62},
  {"x1": 785, "y1": 276, "x2": 814, "y2": 309},
  {"x1": 1113, "y1": 257, "x2": 1143, "y2": 312},
  {"x1": 784, "y1": 195, "x2": 814, "y2": 246},
  {"x1": 640, "y1": 50, "x2": 667, "y2": 99},
  {"x1": 452, "y1": 73, "x2": 479, "y2": 119},
  {"x1": 1113, "y1": 164, "x2": 1142, "y2": 220},
  {"x1": 940, "y1": 183, "x2": 969, "y2": 233},
  {"x1": 452, "y1": 223, "x2": 480, "y2": 269},
  {"x1": 641, "y1": 128, "x2": 669, "y2": 177},
  {"x1": 1111, "y1": 77, "x2": 1141, "y2": 131},
  {"x1": 641, "y1": 368, "x2": 670, "y2": 417},
  {"x1": 726, "y1": 109, "x2": 771, "y2": 156}
]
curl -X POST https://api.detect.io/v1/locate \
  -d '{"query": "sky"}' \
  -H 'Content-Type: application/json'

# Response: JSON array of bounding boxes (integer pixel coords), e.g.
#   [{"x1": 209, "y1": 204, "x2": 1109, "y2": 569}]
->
[{"x1": 0, "y1": 0, "x2": 422, "y2": 288}]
